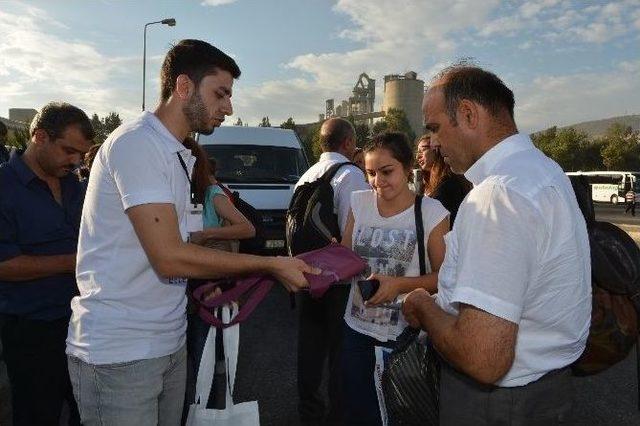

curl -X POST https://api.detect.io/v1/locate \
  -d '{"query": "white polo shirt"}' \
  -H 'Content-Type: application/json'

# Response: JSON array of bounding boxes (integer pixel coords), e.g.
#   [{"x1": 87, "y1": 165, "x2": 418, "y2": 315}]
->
[
  {"x1": 435, "y1": 133, "x2": 591, "y2": 387},
  {"x1": 295, "y1": 152, "x2": 370, "y2": 234},
  {"x1": 67, "y1": 112, "x2": 195, "y2": 364}
]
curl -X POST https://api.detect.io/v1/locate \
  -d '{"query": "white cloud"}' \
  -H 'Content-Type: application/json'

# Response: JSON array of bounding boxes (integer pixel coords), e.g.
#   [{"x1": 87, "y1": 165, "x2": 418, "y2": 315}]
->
[
  {"x1": 0, "y1": 5, "x2": 144, "y2": 120},
  {"x1": 252, "y1": 0, "x2": 501, "y2": 123},
  {"x1": 200, "y1": 0, "x2": 238, "y2": 6},
  {"x1": 516, "y1": 60, "x2": 640, "y2": 133}
]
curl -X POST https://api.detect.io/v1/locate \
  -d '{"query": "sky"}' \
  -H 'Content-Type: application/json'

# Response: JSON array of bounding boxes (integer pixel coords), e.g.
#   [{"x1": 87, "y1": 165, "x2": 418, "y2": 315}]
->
[{"x1": 0, "y1": 0, "x2": 639, "y2": 133}]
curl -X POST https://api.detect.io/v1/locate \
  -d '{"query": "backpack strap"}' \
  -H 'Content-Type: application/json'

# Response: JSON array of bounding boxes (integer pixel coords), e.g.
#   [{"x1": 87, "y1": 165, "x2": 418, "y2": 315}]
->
[
  {"x1": 414, "y1": 195, "x2": 426, "y2": 275},
  {"x1": 320, "y1": 161, "x2": 358, "y2": 182}
]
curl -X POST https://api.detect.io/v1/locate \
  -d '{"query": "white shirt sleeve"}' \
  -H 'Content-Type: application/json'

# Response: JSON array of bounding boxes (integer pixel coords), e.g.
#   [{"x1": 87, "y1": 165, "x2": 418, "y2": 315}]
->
[
  {"x1": 450, "y1": 182, "x2": 540, "y2": 324},
  {"x1": 106, "y1": 134, "x2": 175, "y2": 211},
  {"x1": 335, "y1": 167, "x2": 370, "y2": 234}
]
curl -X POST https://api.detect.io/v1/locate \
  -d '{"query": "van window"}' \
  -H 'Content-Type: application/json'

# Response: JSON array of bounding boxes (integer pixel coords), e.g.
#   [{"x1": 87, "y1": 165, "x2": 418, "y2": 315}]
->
[{"x1": 203, "y1": 144, "x2": 307, "y2": 184}]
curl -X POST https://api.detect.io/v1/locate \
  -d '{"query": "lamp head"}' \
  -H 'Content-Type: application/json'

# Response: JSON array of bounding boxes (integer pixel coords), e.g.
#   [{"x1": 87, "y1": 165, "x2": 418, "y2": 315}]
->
[{"x1": 162, "y1": 18, "x2": 176, "y2": 26}]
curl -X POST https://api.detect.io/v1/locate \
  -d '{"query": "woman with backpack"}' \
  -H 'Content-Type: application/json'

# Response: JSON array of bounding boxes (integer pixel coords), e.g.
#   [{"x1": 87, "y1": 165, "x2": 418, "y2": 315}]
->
[{"x1": 340, "y1": 132, "x2": 449, "y2": 425}]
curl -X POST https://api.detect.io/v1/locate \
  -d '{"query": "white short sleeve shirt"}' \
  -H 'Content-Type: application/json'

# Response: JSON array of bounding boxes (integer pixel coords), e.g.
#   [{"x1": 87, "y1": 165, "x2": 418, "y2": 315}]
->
[
  {"x1": 435, "y1": 133, "x2": 592, "y2": 387},
  {"x1": 66, "y1": 112, "x2": 195, "y2": 364}
]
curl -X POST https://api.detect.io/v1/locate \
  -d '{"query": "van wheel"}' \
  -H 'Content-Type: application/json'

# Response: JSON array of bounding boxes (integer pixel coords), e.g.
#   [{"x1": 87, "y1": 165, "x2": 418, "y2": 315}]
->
[{"x1": 611, "y1": 195, "x2": 619, "y2": 205}]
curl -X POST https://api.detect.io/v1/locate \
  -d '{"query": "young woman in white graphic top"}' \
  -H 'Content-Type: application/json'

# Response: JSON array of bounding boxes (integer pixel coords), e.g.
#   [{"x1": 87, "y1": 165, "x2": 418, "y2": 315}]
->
[{"x1": 340, "y1": 131, "x2": 449, "y2": 426}]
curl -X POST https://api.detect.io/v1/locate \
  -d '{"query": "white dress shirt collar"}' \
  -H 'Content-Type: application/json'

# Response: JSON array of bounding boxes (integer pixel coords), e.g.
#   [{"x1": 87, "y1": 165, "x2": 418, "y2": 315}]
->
[{"x1": 464, "y1": 133, "x2": 534, "y2": 186}]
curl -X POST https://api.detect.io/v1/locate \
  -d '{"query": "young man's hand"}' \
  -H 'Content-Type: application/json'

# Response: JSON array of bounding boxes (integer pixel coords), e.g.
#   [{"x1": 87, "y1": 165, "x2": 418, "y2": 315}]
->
[{"x1": 268, "y1": 256, "x2": 320, "y2": 292}]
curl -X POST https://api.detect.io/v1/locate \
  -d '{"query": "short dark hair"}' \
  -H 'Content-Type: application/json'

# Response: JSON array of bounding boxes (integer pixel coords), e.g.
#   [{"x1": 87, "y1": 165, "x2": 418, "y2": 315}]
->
[
  {"x1": 0, "y1": 120, "x2": 7, "y2": 139},
  {"x1": 160, "y1": 39, "x2": 241, "y2": 102},
  {"x1": 320, "y1": 118, "x2": 355, "y2": 152},
  {"x1": 364, "y1": 131, "x2": 414, "y2": 171},
  {"x1": 30, "y1": 102, "x2": 94, "y2": 141},
  {"x1": 434, "y1": 64, "x2": 515, "y2": 123}
]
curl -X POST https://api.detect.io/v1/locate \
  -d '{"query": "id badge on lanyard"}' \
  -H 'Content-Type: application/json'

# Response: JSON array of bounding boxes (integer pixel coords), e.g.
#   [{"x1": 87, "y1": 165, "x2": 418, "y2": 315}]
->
[
  {"x1": 177, "y1": 152, "x2": 204, "y2": 235},
  {"x1": 186, "y1": 202, "x2": 204, "y2": 233}
]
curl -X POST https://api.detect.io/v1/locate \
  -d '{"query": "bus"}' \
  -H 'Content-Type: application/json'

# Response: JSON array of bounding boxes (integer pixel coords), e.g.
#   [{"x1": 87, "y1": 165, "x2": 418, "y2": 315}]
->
[{"x1": 566, "y1": 171, "x2": 640, "y2": 204}]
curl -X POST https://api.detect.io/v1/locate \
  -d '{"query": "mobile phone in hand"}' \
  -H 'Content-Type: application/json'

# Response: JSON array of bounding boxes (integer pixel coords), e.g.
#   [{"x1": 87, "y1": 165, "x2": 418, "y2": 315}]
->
[{"x1": 357, "y1": 279, "x2": 380, "y2": 301}]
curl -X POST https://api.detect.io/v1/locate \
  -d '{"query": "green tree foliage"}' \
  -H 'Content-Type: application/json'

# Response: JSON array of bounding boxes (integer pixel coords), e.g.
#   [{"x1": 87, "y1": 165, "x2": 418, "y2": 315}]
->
[
  {"x1": 371, "y1": 108, "x2": 415, "y2": 143},
  {"x1": 280, "y1": 117, "x2": 296, "y2": 130},
  {"x1": 259, "y1": 116, "x2": 271, "y2": 127},
  {"x1": 6, "y1": 128, "x2": 30, "y2": 150},
  {"x1": 532, "y1": 122, "x2": 640, "y2": 172},
  {"x1": 300, "y1": 123, "x2": 322, "y2": 163},
  {"x1": 600, "y1": 123, "x2": 640, "y2": 171},
  {"x1": 91, "y1": 112, "x2": 122, "y2": 144},
  {"x1": 345, "y1": 115, "x2": 371, "y2": 147}
]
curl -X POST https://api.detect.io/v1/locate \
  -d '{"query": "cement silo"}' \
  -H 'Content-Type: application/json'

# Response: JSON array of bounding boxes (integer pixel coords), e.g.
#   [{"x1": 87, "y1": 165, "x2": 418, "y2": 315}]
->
[{"x1": 382, "y1": 72, "x2": 424, "y2": 139}]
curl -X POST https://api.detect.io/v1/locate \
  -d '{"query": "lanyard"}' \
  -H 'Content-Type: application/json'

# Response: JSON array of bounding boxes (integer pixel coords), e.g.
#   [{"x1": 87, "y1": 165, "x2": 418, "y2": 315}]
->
[{"x1": 177, "y1": 152, "x2": 197, "y2": 205}]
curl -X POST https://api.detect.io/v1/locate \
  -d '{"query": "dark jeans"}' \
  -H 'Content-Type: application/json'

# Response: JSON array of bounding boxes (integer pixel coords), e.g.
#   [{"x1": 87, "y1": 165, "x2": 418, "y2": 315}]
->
[
  {"x1": 297, "y1": 285, "x2": 350, "y2": 424},
  {"x1": 440, "y1": 363, "x2": 573, "y2": 425},
  {"x1": 340, "y1": 324, "x2": 394, "y2": 426},
  {"x1": 1, "y1": 315, "x2": 80, "y2": 426}
]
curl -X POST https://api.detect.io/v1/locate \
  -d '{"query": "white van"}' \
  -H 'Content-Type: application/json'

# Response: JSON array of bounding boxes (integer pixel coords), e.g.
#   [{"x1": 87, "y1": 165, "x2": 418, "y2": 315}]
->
[{"x1": 196, "y1": 126, "x2": 309, "y2": 253}]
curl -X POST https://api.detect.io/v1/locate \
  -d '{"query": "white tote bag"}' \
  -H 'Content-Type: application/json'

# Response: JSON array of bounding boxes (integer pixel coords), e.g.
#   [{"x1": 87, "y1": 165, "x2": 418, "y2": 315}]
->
[{"x1": 186, "y1": 304, "x2": 260, "y2": 426}]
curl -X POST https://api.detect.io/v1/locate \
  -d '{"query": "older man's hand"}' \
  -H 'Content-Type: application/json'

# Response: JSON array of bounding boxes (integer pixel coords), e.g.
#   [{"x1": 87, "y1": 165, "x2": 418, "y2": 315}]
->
[{"x1": 402, "y1": 288, "x2": 433, "y2": 328}]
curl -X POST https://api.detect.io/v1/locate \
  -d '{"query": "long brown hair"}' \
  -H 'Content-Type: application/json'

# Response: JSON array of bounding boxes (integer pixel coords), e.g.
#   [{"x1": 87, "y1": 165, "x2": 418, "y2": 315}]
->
[
  {"x1": 183, "y1": 136, "x2": 213, "y2": 203},
  {"x1": 417, "y1": 134, "x2": 452, "y2": 195}
]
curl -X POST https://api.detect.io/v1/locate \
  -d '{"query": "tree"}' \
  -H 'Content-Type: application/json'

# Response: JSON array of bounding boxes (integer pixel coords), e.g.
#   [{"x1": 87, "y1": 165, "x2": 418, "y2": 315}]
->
[
  {"x1": 280, "y1": 117, "x2": 296, "y2": 130},
  {"x1": 6, "y1": 128, "x2": 30, "y2": 150},
  {"x1": 371, "y1": 108, "x2": 415, "y2": 142},
  {"x1": 300, "y1": 123, "x2": 322, "y2": 163},
  {"x1": 234, "y1": 118, "x2": 243, "y2": 126},
  {"x1": 600, "y1": 123, "x2": 640, "y2": 171},
  {"x1": 259, "y1": 116, "x2": 271, "y2": 127},
  {"x1": 532, "y1": 126, "x2": 601, "y2": 171},
  {"x1": 91, "y1": 112, "x2": 122, "y2": 144},
  {"x1": 345, "y1": 116, "x2": 371, "y2": 147},
  {"x1": 90, "y1": 114, "x2": 103, "y2": 142}
]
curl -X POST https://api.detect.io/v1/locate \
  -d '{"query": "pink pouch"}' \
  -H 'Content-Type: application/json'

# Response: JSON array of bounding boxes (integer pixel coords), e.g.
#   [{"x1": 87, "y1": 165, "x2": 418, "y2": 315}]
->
[
  {"x1": 193, "y1": 243, "x2": 366, "y2": 328},
  {"x1": 297, "y1": 243, "x2": 367, "y2": 298}
]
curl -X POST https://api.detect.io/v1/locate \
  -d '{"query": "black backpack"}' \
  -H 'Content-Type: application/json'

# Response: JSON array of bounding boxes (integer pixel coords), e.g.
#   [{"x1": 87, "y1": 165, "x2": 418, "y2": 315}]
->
[
  {"x1": 286, "y1": 162, "x2": 355, "y2": 256},
  {"x1": 568, "y1": 175, "x2": 640, "y2": 406}
]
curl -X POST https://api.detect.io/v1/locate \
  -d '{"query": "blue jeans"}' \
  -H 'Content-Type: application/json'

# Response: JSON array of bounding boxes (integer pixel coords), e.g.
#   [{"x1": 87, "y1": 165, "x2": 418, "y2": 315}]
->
[
  {"x1": 67, "y1": 345, "x2": 187, "y2": 426},
  {"x1": 341, "y1": 324, "x2": 395, "y2": 426}
]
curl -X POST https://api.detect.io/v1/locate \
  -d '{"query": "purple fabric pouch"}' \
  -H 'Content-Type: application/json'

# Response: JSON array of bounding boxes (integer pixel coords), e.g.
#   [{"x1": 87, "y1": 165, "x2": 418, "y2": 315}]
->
[
  {"x1": 193, "y1": 243, "x2": 366, "y2": 328},
  {"x1": 297, "y1": 243, "x2": 367, "y2": 298}
]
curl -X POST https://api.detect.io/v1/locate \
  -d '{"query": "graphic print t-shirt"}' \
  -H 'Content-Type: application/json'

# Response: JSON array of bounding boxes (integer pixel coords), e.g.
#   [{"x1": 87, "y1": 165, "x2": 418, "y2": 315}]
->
[{"x1": 344, "y1": 190, "x2": 448, "y2": 342}]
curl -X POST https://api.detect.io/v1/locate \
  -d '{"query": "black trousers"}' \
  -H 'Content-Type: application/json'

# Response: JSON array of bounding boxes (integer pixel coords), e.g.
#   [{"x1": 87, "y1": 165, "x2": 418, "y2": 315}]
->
[
  {"x1": 1, "y1": 315, "x2": 80, "y2": 426},
  {"x1": 297, "y1": 285, "x2": 350, "y2": 425},
  {"x1": 440, "y1": 363, "x2": 573, "y2": 425}
]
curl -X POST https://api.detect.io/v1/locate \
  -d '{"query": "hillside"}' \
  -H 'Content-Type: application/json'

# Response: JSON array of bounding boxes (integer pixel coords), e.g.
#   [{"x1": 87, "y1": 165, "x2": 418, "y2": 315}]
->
[{"x1": 558, "y1": 114, "x2": 640, "y2": 138}]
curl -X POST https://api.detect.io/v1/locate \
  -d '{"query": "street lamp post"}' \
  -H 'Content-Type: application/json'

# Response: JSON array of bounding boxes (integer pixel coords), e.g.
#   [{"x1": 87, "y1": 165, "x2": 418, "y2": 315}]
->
[{"x1": 142, "y1": 18, "x2": 176, "y2": 111}]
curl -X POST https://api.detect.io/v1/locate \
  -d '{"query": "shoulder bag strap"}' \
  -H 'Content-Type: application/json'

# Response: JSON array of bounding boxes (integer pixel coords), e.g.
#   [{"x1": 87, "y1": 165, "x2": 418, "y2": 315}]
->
[
  {"x1": 321, "y1": 161, "x2": 358, "y2": 182},
  {"x1": 414, "y1": 194, "x2": 426, "y2": 275}
]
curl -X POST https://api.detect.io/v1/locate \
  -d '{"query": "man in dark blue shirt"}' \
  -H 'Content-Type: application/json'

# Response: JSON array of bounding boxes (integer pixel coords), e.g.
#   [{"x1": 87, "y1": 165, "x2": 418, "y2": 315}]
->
[
  {"x1": 0, "y1": 102, "x2": 94, "y2": 426},
  {"x1": 0, "y1": 121, "x2": 10, "y2": 164}
]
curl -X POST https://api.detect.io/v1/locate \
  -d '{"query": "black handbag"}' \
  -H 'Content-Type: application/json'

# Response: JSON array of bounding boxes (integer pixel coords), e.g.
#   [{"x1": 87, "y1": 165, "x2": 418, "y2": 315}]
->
[{"x1": 381, "y1": 195, "x2": 441, "y2": 425}]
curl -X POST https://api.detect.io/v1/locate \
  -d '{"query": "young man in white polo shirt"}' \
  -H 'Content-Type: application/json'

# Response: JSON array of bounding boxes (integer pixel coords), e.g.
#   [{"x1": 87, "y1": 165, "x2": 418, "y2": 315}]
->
[
  {"x1": 403, "y1": 65, "x2": 591, "y2": 424},
  {"x1": 66, "y1": 39, "x2": 315, "y2": 425}
]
